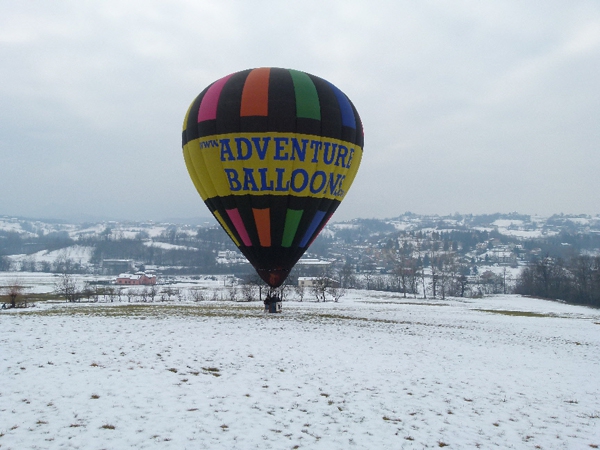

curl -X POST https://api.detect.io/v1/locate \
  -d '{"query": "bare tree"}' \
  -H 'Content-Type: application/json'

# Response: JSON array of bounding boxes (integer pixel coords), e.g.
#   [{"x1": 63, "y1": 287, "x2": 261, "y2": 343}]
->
[
  {"x1": 455, "y1": 274, "x2": 469, "y2": 298},
  {"x1": 81, "y1": 285, "x2": 94, "y2": 302},
  {"x1": 190, "y1": 288, "x2": 207, "y2": 302},
  {"x1": 276, "y1": 281, "x2": 290, "y2": 302},
  {"x1": 125, "y1": 288, "x2": 135, "y2": 303},
  {"x1": 420, "y1": 265, "x2": 427, "y2": 299},
  {"x1": 294, "y1": 282, "x2": 306, "y2": 302},
  {"x1": 103, "y1": 286, "x2": 116, "y2": 303},
  {"x1": 161, "y1": 287, "x2": 175, "y2": 301},
  {"x1": 139, "y1": 287, "x2": 149, "y2": 303},
  {"x1": 148, "y1": 284, "x2": 158, "y2": 302},
  {"x1": 328, "y1": 285, "x2": 346, "y2": 302},
  {"x1": 173, "y1": 288, "x2": 183, "y2": 302},
  {"x1": 2, "y1": 280, "x2": 27, "y2": 308},
  {"x1": 438, "y1": 256, "x2": 457, "y2": 300},
  {"x1": 21, "y1": 256, "x2": 37, "y2": 272},
  {"x1": 0, "y1": 255, "x2": 11, "y2": 271},
  {"x1": 414, "y1": 236, "x2": 427, "y2": 299},
  {"x1": 311, "y1": 276, "x2": 329, "y2": 302},
  {"x1": 429, "y1": 247, "x2": 440, "y2": 299},
  {"x1": 240, "y1": 283, "x2": 256, "y2": 302},
  {"x1": 54, "y1": 274, "x2": 80, "y2": 302},
  {"x1": 387, "y1": 238, "x2": 416, "y2": 297},
  {"x1": 361, "y1": 272, "x2": 374, "y2": 290},
  {"x1": 227, "y1": 285, "x2": 238, "y2": 302},
  {"x1": 501, "y1": 266, "x2": 511, "y2": 294},
  {"x1": 339, "y1": 262, "x2": 357, "y2": 288}
]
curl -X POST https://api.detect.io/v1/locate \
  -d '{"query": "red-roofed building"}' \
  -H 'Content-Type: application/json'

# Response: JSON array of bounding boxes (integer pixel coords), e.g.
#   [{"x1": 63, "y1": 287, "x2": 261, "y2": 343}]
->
[{"x1": 116, "y1": 272, "x2": 157, "y2": 285}]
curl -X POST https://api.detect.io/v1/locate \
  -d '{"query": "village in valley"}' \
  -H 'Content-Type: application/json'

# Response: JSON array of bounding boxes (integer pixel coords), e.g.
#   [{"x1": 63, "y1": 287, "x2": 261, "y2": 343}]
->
[{"x1": 1, "y1": 212, "x2": 599, "y2": 304}]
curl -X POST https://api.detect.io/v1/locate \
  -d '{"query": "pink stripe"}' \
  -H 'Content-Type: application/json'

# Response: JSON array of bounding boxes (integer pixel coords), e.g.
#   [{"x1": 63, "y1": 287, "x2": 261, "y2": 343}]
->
[
  {"x1": 226, "y1": 208, "x2": 252, "y2": 246},
  {"x1": 197, "y1": 73, "x2": 234, "y2": 122}
]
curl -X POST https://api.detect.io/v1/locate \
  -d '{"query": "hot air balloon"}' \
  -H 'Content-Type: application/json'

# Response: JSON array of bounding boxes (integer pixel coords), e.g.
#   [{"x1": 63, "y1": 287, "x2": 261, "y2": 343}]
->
[{"x1": 182, "y1": 67, "x2": 363, "y2": 289}]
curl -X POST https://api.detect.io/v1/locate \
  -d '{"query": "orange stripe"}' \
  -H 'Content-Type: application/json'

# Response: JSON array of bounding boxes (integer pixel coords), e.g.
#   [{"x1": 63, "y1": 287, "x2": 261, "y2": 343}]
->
[
  {"x1": 252, "y1": 208, "x2": 271, "y2": 247},
  {"x1": 240, "y1": 68, "x2": 270, "y2": 116}
]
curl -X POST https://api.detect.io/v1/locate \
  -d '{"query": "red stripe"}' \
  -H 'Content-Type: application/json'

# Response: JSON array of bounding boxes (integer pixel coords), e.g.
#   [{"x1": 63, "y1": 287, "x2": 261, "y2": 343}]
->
[
  {"x1": 253, "y1": 208, "x2": 271, "y2": 247},
  {"x1": 240, "y1": 68, "x2": 270, "y2": 117}
]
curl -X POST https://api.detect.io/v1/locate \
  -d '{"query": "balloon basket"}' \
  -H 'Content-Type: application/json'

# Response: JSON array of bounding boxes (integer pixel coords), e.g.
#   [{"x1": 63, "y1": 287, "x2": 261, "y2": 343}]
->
[{"x1": 264, "y1": 296, "x2": 282, "y2": 313}]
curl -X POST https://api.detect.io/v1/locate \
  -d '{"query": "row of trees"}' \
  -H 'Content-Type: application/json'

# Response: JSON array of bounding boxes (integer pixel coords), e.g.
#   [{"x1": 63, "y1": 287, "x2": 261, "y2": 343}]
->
[
  {"x1": 515, "y1": 255, "x2": 600, "y2": 306},
  {"x1": 48, "y1": 273, "x2": 346, "y2": 304},
  {"x1": 337, "y1": 266, "x2": 507, "y2": 299},
  {"x1": 343, "y1": 239, "x2": 512, "y2": 299}
]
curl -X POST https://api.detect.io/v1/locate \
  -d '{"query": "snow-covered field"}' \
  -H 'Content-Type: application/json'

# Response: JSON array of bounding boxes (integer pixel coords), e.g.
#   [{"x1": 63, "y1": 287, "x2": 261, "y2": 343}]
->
[
  {"x1": 7, "y1": 246, "x2": 95, "y2": 271},
  {"x1": 1, "y1": 292, "x2": 600, "y2": 449}
]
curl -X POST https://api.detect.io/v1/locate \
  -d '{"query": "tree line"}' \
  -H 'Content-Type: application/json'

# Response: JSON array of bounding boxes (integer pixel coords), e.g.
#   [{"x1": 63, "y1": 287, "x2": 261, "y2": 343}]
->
[{"x1": 515, "y1": 255, "x2": 600, "y2": 307}]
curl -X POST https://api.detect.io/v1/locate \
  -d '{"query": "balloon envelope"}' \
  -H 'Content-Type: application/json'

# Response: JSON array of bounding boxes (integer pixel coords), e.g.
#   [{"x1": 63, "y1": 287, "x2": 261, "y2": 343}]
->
[{"x1": 182, "y1": 68, "x2": 363, "y2": 287}]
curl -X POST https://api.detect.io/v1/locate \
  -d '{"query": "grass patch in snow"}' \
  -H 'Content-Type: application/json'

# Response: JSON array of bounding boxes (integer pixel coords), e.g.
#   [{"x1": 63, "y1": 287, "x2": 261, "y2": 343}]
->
[
  {"x1": 361, "y1": 300, "x2": 450, "y2": 306},
  {"x1": 16, "y1": 303, "x2": 261, "y2": 319},
  {"x1": 382, "y1": 415, "x2": 401, "y2": 423},
  {"x1": 202, "y1": 367, "x2": 221, "y2": 377},
  {"x1": 477, "y1": 309, "x2": 557, "y2": 318},
  {"x1": 310, "y1": 312, "x2": 399, "y2": 324},
  {"x1": 12, "y1": 303, "x2": 407, "y2": 325}
]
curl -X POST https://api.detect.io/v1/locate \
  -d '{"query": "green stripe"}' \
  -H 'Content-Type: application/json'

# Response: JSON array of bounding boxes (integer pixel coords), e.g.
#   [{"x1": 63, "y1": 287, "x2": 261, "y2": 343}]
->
[
  {"x1": 289, "y1": 69, "x2": 320, "y2": 120},
  {"x1": 282, "y1": 209, "x2": 304, "y2": 247}
]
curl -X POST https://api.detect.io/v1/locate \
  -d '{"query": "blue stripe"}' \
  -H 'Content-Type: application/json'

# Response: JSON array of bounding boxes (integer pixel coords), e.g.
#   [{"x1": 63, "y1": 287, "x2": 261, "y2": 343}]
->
[
  {"x1": 328, "y1": 82, "x2": 355, "y2": 129},
  {"x1": 299, "y1": 210, "x2": 327, "y2": 247}
]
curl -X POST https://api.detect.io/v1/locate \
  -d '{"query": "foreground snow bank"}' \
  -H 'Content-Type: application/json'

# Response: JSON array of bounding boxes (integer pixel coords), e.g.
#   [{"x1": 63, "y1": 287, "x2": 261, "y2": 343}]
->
[{"x1": 1, "y1": 294, "x2": 599, "y2": 449}]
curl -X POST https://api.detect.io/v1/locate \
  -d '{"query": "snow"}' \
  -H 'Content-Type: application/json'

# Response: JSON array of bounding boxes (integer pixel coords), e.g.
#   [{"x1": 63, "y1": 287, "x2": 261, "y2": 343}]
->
[
  {"x1": 391, "y1": 222, "x2": 412, "y2": 231},
  {"x1": 145, "y1": 226, "x2": 172, "y2": 238},
  {"x1": 143, "y1": 241, "x2": 198, "y2": 251},
  {"x1": 7, "y1": 245, "x2": 94, "y2": 268},
  {"x1": 1, "y1": 290, "x2": 600, "y2": 449},
  {"x1": 566, "y1": 217, "x2": 592, "y2": 225},
  {"x1": 493, "y1": 219, "x2": 524, "y2": 228},
  {"x1": 498, "y1": 229, "x2": 558, "y2": 239},
  {"x1": 0, "y1": 272, "x2": 60, "y2": 294},
  {"x1": 0, "y1": 218, "x2": 26, "y2": 234},
  {"x1": 74, "y1": 223, "x2": 107, "y2": 238},
  {"x1": 329, "y1": 223, "x2": 358, "y2": 230}
]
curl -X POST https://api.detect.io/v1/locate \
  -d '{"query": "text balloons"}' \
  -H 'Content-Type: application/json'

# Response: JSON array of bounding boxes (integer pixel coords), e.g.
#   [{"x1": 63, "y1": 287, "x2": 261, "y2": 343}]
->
[{"x1": 182, "y1": 68, "x2": 363, "y2": 287}]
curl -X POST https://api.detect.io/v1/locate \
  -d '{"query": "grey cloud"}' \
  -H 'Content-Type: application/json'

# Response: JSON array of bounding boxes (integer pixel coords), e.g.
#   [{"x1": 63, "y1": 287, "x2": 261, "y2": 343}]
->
[{"x1": 1, "y1": 0, "x2": 599, "y2": 221}]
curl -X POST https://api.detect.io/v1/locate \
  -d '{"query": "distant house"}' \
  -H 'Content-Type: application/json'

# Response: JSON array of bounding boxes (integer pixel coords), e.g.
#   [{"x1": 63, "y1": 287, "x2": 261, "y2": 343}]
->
[
  {"x1": 216, "y1": 250, "x2": 248, "y2": 265},
  {"x1": 297, "y1": 277, "x2": 340, "y2": 288},
  {"x1": 116, "y1": 272, "x2": 157, "y2": 285},
  {"x1": 295, "y1": 258, "x2": 331, "y2": 269},
  {"x1": 102, "y1": 259, "x2": 134, "y2": 275}
]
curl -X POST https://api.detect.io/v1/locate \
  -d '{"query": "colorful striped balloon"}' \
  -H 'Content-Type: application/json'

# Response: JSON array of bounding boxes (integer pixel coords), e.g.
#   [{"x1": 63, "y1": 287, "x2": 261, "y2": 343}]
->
[{"x1": 182, "y1": 68, "x2": 363, "y2": 287}]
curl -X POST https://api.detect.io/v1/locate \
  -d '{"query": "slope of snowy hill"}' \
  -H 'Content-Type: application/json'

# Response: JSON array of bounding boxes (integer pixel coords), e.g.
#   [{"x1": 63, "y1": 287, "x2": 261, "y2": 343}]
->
[
  {"x1": 6, "y1": 245, "x2": 94, "y2": 271},
  {"x1": 0, "y1": 217, "x2": 202, "y2": 241}
]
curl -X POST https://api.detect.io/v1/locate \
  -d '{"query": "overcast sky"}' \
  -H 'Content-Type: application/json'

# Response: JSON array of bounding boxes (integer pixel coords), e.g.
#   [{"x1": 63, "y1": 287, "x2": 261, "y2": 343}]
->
[{"x1": 1, "y1": 0, "x2": 599, "y2": 223}]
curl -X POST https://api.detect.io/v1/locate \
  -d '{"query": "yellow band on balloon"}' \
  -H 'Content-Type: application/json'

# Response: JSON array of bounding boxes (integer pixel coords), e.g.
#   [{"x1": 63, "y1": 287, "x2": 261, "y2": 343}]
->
[{"x1": 183, "y1": 132, "x2": 362, "y2": 202}]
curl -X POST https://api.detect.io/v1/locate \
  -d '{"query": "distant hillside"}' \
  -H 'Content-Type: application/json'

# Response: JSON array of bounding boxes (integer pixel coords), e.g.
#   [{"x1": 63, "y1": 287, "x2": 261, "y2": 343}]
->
[{"x1": 1, "y1": 213, "x2": 600, "y2": 305}]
